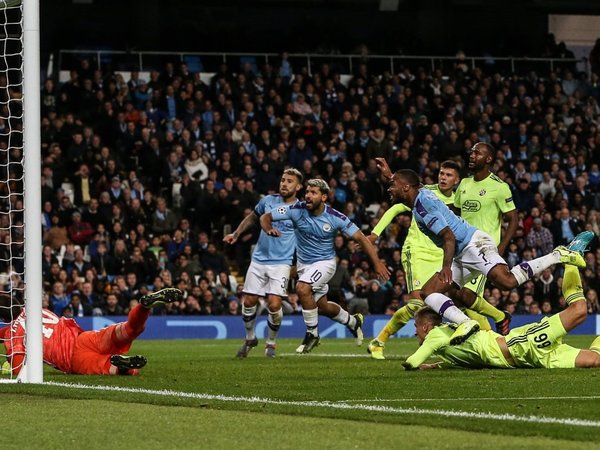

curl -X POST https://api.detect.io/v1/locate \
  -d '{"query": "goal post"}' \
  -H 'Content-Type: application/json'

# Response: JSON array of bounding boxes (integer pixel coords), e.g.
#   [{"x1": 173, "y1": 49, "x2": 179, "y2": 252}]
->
[
  {"x1": 22, "y1": 0, "x2": 42, "y2": 383},
  {"x1": 0, "y1": 0, "x2": 42, "y2": 383}
]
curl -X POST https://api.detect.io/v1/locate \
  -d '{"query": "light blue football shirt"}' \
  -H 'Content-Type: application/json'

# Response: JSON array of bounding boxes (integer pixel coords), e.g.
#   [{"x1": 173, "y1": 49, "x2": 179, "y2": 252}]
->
[
  {"x1": 251, "y1": 195, "x2": 296, "y2": 265},
  {"x1": 270, "y1": 202, "x2": 360, "y2": 264},
  {"x1": 413, "y1": 189, "x2": 477, "y2": 255}
]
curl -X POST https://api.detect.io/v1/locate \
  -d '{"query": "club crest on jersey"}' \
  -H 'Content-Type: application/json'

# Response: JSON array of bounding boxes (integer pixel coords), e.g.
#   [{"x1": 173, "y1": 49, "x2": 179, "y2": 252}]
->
[
  {"x1": 322, "y1": 223, "x2": 332, "y2": 232},
  {"x1": 276, "y1": 206, "x2": 287, "y2": 215},
  {"x1": 479, "y1": 189, "x2": 486, "y2": 196}
]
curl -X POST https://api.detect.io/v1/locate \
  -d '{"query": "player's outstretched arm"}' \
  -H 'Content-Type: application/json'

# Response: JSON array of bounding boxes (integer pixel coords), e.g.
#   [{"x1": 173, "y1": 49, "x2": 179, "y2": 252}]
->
[
  {"x1": 371, "y1": 203, "x2": 410, "y2": 238},
  {"x1": 223, "y1": 211, "x2": 258, "y2": 245},
  {"x1": 352, "y1": 230, "x2": 390, "y2": 281},
  {"x1": 375, "y1": 157, "x2": 393, "y2": 182},
  {"x1": 259, "y1": 212, "x2": 281, "y2": 237}
]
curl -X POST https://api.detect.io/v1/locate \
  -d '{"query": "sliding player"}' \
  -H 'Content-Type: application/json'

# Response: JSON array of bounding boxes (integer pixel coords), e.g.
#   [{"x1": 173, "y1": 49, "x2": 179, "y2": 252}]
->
[
  {"x1": 387, "y1": 169, "x2": 585, "y2": 345},
  {"x1": 403, "y1": 232, "x2": 600, "y2": 370},
  {"x1": 367, "y1": 160, "x2": 490, "y2": 359},
  {"x1": 0, "y1": 288, "x2": 182, "y2": 376}
]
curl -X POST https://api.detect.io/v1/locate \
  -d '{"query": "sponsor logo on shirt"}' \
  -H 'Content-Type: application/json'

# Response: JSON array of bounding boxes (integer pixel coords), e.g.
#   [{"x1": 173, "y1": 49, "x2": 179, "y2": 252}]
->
[{"x1": 462, "y1": 200, "x2": 481, "y2": 212}]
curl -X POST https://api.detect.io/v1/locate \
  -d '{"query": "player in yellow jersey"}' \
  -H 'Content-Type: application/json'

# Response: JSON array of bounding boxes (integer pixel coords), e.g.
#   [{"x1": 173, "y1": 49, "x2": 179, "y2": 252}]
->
[
  {"x1": 367, "y1": 160, "x2": 491, "y2": 360},
  {"x1": 453, "y1": 142, "x2": 518, "y2": 335},
  {"x1": 403, "y1": 232, "x2": 600, "y2": 370}
]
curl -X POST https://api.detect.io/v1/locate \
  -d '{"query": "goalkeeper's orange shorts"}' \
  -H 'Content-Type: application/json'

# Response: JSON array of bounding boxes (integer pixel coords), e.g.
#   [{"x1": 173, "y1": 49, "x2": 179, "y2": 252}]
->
[{"x1": 70, "y1": 324, "x2": 132, "y2": 375}]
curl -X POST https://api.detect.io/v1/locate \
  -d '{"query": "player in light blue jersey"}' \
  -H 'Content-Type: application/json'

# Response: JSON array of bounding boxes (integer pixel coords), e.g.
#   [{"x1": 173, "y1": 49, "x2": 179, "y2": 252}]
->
[
  {"x1": 223, "y1": 168, "x2": 303, "y2": 358},
  {"x1": 261, "y1": 179, "x2": 390, "y2": 353},
  {"x1": 387, "y1": 169, "x2": 586, "y2": 345}
]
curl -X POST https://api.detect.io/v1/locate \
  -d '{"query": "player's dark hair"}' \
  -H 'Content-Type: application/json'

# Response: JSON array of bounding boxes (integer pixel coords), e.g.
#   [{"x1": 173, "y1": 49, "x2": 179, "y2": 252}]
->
[
  {"x1": 414, "y1": 306, "x2": 442, "y2": 327},
  {"x1": 394, "y1": 169, "x2": 421, "y2": 187},
  {"x1": 440, "y1": 160, "x2": 461, "y2": 173}
]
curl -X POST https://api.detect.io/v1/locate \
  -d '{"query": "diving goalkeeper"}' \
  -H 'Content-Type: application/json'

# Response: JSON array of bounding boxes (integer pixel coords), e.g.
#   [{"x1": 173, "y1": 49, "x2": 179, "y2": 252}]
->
[{"x1": 0, "y1": 288, "x2": 182, "y2": 376}]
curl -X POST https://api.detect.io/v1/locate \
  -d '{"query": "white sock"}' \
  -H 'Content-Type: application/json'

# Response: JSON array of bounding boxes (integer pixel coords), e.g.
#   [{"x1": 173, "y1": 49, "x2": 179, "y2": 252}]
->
[
  {"x1": 424, "y1": 292, "x2": 470, "y2": 324},
  {"x1": 242, "y1": 304, "x2": 257, "y2": 340},
  {"x1": 330, "y1": 303, "x2": 350, "y2": 325},
  {"x1": 266, "y1": 308, "x2": 283, "y2": 344},
  {"x1": 302, "y1": 307, "x2": 319, "y2": 336},
  {"x1": 510, "y1": 253, "x2": 559, "y2": 285}
]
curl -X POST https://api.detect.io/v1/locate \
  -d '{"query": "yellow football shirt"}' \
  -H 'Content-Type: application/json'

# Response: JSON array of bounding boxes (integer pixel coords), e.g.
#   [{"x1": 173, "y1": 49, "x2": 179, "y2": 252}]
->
[
  {"x1": 454, "y1": 173, "x2": 516, "y2": 245},
  {"x1": 404, "y1": 325, "x2": 513, "y2": 369}
]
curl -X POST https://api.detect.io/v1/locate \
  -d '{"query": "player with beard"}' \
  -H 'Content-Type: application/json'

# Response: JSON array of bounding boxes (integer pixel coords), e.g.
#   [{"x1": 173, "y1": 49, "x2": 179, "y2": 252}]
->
[
  {"x1": 224, "y1": 168, "x2": 303, "y2": 358},
  {"x1": 261, "y1": 179, "x2": 390, "y2": 353}
]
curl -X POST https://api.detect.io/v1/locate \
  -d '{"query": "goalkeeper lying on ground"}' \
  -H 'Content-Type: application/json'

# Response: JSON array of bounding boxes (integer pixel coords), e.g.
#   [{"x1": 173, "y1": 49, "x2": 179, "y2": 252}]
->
[
  {"x1": 403, "y1": 233, "x2": 600, "y2": 370},
  {"x1": 0, "y1": 288, "x2": 182, "y2": 376}
]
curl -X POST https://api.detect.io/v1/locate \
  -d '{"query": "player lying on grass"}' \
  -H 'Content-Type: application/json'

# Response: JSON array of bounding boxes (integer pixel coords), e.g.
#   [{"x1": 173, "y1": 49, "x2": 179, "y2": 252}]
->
[
  {"x1": 367, "y1": 159, "x2": 501, "y2": 360},
  {"x1": 386, "y1": 169, "x2": 585, "y2": 345},
  {"x1": 0, "y1": 288, "x2": 182, "y2": 376},
  {"x1": 403, "y1": 232, "x2": 600, "y2": 370}
]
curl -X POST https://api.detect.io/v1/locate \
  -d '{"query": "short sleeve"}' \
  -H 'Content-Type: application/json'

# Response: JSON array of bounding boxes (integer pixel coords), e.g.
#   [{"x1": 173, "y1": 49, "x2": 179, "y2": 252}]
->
[
  {"x1": 496, "y1": 183, "x2": 516, "y2": 214},
  {"x1": 414, "y1": 196, "x2": 450, "y2": 236},
  {"x1": 271, "y1": 203, "x2": 301, "y2": 222},
  {"x1": 254, "y1": 196, "x2": 268, "y2": 216},
  {"x1": 453, "y1": 180, "x2": 463, "y2": 209},
  {"x1": 340, "y1": 216, "x2": 360, "y2": 238}
]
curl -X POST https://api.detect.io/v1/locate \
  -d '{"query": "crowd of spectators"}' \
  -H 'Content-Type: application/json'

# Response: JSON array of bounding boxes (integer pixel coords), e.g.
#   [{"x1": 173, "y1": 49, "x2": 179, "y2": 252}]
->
[{"x1": 2, "y1": 41, "x2": 600, "y2": 319}]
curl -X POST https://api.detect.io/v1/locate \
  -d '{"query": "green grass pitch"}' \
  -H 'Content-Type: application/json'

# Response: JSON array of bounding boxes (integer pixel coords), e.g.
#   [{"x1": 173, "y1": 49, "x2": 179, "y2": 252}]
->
[{"x1": 2, "y1": 336, "x2": 599, "y2": 449}]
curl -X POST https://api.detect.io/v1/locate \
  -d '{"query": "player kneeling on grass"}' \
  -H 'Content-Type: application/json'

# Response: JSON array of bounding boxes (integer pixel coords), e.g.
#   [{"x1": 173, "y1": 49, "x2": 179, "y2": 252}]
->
[
  {"x1": 0, "y1": 288, "x2": 182, "y2": 376},
  {"x1": 403, "y1": 241, "x2": 600, "y2": 370}
]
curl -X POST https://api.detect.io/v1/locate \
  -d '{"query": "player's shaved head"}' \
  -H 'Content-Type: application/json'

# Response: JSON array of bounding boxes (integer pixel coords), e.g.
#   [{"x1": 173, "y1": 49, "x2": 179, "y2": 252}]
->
[
  {"x1": 474, "y1": 142, "x2": 495, "y2": 158},
  {"x1": 393, "y1": 169, "x2": 421, "y2": 187}
]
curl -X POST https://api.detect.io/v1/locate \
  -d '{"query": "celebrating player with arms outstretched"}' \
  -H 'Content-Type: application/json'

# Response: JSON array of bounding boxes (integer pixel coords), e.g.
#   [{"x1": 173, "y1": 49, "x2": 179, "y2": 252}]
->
[
  {"x1": 261, "y1": 179, "x2": 390, "y2": 353},
  {"x1": 0, "y1": 288, "x2": 182, "y2": 376},
  {"x1": 387, "y1": 169, "x2": 585, "y2": 345},
  {"x1": 404, "y1": 232, "x2": 600, "y2": 370},
  {"x1": 224, "y1": 168, "x2": 303, "y2": 358}
]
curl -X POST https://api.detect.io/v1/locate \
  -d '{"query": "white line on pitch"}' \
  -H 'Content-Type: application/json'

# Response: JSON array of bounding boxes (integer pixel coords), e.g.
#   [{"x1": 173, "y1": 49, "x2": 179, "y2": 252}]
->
[
  {"x1": 44, "y1": 381, "x2": 600, "y2": 428},
  {"x1": 342, "y1": 395, "x2": 600, "y2": 402},
  {"x1": 279, "y1": 353, "x2": 373, "y2": 358}
]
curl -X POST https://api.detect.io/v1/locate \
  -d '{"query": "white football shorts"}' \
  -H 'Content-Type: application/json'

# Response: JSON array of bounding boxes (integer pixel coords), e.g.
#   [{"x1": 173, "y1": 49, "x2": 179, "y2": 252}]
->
[
  {"x1": 296, "y1": 259, "x2": 337, "y2": 301},
  {"x1": 242, "y1": 261, "x2": 292, "y2": 298},
  {"x1": 451, "y1": 230, "x2": 507, "y2": 288}
]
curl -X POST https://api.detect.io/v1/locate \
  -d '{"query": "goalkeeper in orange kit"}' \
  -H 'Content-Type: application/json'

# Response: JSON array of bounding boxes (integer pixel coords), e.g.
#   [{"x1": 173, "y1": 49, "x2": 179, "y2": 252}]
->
[{"x1": 0, "y1": 288, "x2": 182, "y2": 376}]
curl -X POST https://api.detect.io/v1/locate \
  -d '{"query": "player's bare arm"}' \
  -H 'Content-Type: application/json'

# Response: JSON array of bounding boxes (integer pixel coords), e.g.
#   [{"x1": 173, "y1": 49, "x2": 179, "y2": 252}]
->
[
  {"x1": 352, "y1": 230, "x2": 390, "y2": 281},
  {"x1": 223, "y1": 212, "x2": 258, "y2": 245},
  {"x1": 438, "y1": 227, "x2": 456, "y2": 284},
  {"x1": 259, "y1": 212, "x2": 281, "y2": 237},
  {"x1": 498, "y1": 209, "x2": 518, "y2": 256}
]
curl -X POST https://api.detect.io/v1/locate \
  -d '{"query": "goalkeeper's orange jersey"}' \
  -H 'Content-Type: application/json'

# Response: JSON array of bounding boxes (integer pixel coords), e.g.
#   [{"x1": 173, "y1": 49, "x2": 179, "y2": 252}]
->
[{"x1": 1, "y1": 309, "x2": 84, "y2": 374}]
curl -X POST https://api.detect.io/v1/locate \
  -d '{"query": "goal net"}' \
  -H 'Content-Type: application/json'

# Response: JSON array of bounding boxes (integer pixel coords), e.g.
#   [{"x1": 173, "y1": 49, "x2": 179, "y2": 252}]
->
[{"x1": 0, "y1": 0, "x2": 42, "y2": 383}]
